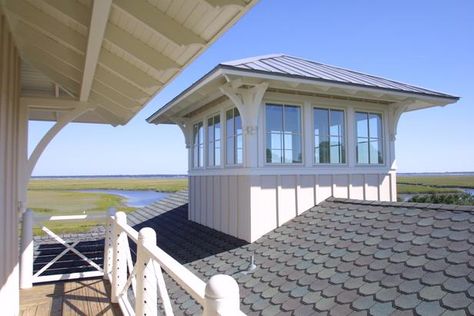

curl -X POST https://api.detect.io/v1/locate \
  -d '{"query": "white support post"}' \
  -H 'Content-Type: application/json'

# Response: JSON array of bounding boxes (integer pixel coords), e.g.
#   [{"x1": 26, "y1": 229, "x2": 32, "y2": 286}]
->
[
  {"x1": 203, "y1": 274, "x2": 241, "y2": 316},
  {"x1": 20, "y1": 209, "x2": 33, "y2": 289},
  {"x1": 135, "y1": 228, "x2": 158, "y2": 316},
  {"x1": 103, "y1": 208, "x2": 116, "y2": 280},
  {"x1": 111, "y1": 211, "x2": 127, "y2": 303}
]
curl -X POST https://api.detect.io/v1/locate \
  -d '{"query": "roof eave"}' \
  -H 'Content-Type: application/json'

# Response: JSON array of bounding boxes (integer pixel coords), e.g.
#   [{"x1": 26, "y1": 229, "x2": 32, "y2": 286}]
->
[{"x1": 147, "y1": 64, "x2": 460, "y2": 125}]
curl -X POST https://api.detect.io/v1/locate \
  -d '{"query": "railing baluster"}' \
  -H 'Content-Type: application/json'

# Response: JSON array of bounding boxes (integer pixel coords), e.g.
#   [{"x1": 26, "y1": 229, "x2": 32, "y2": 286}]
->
[
  {"x1": 103, "y1": 208, "x2": 116, "y2": 280},
  {"x1": 136, "y1": 228, "x2": 158, "y2": 316},
  {"x1": 112, "y1": 211, "x2": 127, "y2": 304}
]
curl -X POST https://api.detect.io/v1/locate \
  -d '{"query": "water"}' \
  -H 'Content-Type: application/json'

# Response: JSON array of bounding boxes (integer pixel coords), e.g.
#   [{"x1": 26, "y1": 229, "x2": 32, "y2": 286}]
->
[{"x1": 82, "y1": 190, "x2": 168, "y2": 208}]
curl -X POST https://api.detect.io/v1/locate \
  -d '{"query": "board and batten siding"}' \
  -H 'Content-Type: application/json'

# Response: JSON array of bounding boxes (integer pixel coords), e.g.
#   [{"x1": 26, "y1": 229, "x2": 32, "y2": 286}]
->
[
  {"x1": 190, "y1": 172, "x2": 395, "y2": 242},
  {"x1": 0, "y1": 9, "x2": 23, "y2": 316}
]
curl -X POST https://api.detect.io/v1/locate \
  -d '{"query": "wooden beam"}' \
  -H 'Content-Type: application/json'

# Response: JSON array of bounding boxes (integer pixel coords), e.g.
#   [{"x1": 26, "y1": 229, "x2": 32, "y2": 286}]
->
[
  {"x1": 5, "y1": 0, "x2": 86, "y2": 54},
  {"x1": 94, "y1": 67, "x2": 150, "y2": 100},
  {"x1": 204, "y1": 0, "x2": 247, "y2": 7},
  {"x1": 105, "y1": 23, "x2": 179, "y2": 70},
  {"x1": 99, "y1": 50, "x2": 162, "y2": 88},
  {"x1": 20, "y1": 97, "x2": 84, "y2": 111},
  {"x1": 80, "y1": 0, "x2": 112, "y2": 101},
  {"x1": 16, "y1": 22, "x2": 160, "y2": 91},
  {"x1": 15, "y1": 21, "x2": 84, "y2": 68},
  {"x1": 113, "y1": 0, "x2": 205, "y2": 46},
  {"x1": 22, "y1": 50, "x2": 80, "y2": 96},
  {"x1": 42, "y1": 0, "x2": 90, "y2": 26}
]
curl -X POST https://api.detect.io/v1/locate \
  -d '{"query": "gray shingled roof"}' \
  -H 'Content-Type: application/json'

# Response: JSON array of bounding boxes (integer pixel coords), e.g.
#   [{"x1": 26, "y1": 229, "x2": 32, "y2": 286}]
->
[
  {"x1": 128, "y1": 191, "x2": 474, "y2": 316},
  {"x1": 220, "y1": 54, "x2": 458, "y2": 99}
]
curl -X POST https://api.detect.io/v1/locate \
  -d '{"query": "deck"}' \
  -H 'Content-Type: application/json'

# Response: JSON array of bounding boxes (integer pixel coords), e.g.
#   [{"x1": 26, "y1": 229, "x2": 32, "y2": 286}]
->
[{"x1": 20, "y1": 278, "x2": 121, "y2": 316}]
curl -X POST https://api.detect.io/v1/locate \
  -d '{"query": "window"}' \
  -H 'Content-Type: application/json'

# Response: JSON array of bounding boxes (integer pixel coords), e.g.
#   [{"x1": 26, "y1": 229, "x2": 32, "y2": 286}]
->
[
  {"x1": 192, "y1": 121, "x2": 204, "y2": 168},
  {"x1": 314, "y1": 108, "x2": 345, "y2": 164},
  {"x1": 226, "y1": 108, "x2": 243, "y2": 165},
  {"x1": 356, "y1": 112, "x2": 383, "y2": 164},
  {"x1": 207, "y1": 114, "x2": 221, "y2": 167},
  {"x1": 265, "y1": 104, "x2": 302, "y2": 164}
]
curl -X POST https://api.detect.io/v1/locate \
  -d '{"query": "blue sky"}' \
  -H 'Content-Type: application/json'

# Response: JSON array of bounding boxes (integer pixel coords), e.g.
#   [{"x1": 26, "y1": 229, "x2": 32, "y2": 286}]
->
[{"x1": 30, "y1": 0, "x2": 474, "y2": 176}]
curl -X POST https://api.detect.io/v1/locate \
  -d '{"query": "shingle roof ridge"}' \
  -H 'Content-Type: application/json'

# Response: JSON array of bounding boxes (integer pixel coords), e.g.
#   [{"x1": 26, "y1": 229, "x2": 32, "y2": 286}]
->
[
  {"x1": 221, "y1": 53, "x2": 285, "y2": 66},
  {"x1": 326, "y1": 197, "x2": 474, "y2": 212}
]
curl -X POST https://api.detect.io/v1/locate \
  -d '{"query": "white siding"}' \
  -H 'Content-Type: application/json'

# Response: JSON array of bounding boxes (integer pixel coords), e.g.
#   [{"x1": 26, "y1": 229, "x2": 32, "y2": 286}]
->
[
  {"x1": 0, "y1": 11, "x2": 22, "y2": 315},
  {"x1": 189, "y1": 171, "x2": 395, "y2": 242}
]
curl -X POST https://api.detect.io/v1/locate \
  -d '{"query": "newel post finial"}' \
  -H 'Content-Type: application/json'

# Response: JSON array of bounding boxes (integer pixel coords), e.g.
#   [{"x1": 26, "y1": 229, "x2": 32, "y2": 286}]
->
[{"x1": 203, "y1": 274, "x2": 241, "y2": 316}]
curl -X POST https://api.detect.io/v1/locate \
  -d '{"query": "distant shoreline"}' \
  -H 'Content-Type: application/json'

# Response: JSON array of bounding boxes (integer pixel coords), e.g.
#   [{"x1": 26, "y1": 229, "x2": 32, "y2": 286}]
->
[
  {"x1": 31, "y1": 172, "x2": 474, "y2": 179},
  {"x1": 399, "y1": 172, "x2": 474, "y2": 177},
  {"x1": 32, "y1": 174, "x2": 187, "y2": 179}
]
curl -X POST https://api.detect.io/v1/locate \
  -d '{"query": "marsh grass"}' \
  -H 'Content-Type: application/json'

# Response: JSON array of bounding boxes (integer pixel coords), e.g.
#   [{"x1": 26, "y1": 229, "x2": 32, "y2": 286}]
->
[
  {"x1": 398, "y1": 176, "x2": 474, "y2": 189},
  {"x1": 29, "y1": 177, "x2": 188, "y2": 192}
]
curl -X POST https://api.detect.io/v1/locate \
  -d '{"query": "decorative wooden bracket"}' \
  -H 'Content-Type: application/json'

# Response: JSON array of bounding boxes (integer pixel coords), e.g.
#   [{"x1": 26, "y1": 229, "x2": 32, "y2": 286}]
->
[
  {"x1": 26, "y1": 104, "x2": 96, "y2": 180},
  {"x1": 219, "y1": 81, "x2": 268, "y2": 133},
  {"x1": 388, "y1": 98, "x2": 414, "y2": 141}
]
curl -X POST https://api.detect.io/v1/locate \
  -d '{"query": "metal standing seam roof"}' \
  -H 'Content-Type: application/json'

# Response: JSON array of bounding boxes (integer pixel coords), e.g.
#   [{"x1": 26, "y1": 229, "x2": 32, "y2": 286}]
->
[
  {"x1": 220, "y1": 54, "x2": 459, "y2": 99},
  {"x1": 123, "y1": 191, "x2": 474, "y2": 316},
  {"x1": 147, "y1": 54, "x2": 459, "y2": 124}
]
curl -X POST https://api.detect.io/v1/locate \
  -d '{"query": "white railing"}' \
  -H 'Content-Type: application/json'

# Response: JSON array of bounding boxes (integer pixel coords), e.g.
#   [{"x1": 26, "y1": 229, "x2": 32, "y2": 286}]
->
[
  {"x1": 22, "y1": 209, "x2": 106, "y2": 284},
  {"x1": 104, "y1": 209, "x2": 245, "y2": 316},
  {"x1": 21, "y1": 208, "x2": 246, "y2": 315}
]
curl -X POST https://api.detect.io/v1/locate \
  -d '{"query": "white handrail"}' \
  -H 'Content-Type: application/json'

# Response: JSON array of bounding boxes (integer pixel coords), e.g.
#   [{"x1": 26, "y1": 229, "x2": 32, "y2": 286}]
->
[
  {"x1": 142, "y1": 241, "x2": 206, "y2": 305},
  {"x1": 108, "y1": 211, "x2": 245, "y2": 316}
]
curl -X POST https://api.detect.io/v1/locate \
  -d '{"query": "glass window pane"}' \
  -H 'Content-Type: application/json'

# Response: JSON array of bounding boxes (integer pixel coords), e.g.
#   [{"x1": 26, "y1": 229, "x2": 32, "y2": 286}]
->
[
  {"x1": 234, "y1": 109, "x2": 242, "y2": 135},
  {"x1": 266, "y1": 104, "x2": 283, "y2": 132},
  {"x1": 330, "y1": 110, "x2": 344, "y2": 137},
  {"x1": 356, "y1": 112, "x2": 368, "y2": 138},
  {"x1": 292, "y1": 135, "x2": 302, "y2": 163},
  {"x1": 236, "y1": 148, "x2": 243, "y2": 164},
  {"x1": 270, "y1": 150, "x2": 283, "y2": 163},
  {"x1": 269, "y1": 133, "x2": 282, "y2": 150},
  {"x1": 369, "y1": 113, "x2": 382, "y2": 139},
  {"x1": 215, "y1": 140, "x2": 221, "y2": 166},
  {"x1": 284, "y1": 106, "x2": 301, "y2": 133},
  {"x1": 319, "y1": 136, "x2": 330, "y2": 163},
  {"x1": 199, "y1": 144, "x2": 204, "y2": 167},
  {"x1": 208, "y1": 142, "x2": 214, "y2": 166},
  {"x1": 208, "y1": 121, "x2": 214, "y2": 143},
  {"x1": 214, "y1": 118, "x2": 221, "y2": 142},
  {"x1": 369, "y1": 140, "x2": 380, "y2": 164},
  {"x1": 330, "y1": 136, "x2": 341, "y2": 164},
  {"x1": 226, "y1": 137, "x2": 234, "y2": 165},
  {"x1": 357, "y1": 138, "x2": 369, "y2": 164},
  {"x1": 284, "y1": 132, "x2": 293, "y2": 151},
  {"x1": 314, "y1": 108, "x2": 329, "y2": 138},
  {"x1": 226, "y1": 110, "x2": 234, "y2": 139}
]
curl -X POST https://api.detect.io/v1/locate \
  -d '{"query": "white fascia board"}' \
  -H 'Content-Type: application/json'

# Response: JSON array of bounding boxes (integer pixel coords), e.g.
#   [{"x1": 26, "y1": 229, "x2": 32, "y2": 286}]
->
[{"x1": 146, "y1": 67, "x2": 225, "y2": 124}]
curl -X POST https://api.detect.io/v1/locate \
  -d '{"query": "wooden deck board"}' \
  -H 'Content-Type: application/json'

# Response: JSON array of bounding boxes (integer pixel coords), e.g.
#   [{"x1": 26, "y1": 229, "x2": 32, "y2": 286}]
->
[{"x1": 20, "y1": 278, "x2": 121, "y2": 316}]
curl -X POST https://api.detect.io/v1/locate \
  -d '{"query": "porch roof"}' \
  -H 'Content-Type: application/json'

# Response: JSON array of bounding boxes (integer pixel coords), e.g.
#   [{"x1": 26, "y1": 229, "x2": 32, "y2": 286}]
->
[
  {"x1": 147, "y1": 54, "x2": 459, "y2": 125},
  {"x1": 1, "y1": 0, "x2": 258, "y2": 126}
]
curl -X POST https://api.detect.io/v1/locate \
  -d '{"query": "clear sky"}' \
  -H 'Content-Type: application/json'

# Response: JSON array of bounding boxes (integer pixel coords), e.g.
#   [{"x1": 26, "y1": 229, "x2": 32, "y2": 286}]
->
[{"x1": 29, "y1": 0, "x2": 474, "y2": 176}]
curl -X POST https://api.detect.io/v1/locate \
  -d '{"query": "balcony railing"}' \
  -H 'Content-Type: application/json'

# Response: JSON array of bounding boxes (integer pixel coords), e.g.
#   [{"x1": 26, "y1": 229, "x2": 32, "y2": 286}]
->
[{"x1": 21, "y1": 209, "x2": 245, "y2": 316}]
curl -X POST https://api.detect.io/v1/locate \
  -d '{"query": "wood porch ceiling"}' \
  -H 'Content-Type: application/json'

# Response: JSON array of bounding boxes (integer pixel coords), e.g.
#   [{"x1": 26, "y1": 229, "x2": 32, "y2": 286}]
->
[{"x1": 1, "y1": 0, "x2": 257, "y2": 126}]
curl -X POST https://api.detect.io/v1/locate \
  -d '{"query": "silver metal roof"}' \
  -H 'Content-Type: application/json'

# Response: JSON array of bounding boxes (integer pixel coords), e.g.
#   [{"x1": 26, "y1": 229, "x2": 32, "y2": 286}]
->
[{"x1": 221, "y1": 54, "x2": 457, "y2": 99}]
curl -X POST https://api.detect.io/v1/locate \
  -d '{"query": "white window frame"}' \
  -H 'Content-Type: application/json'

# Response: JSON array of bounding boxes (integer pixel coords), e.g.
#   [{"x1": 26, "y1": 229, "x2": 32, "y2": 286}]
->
[
  {"x1": 354, "y1": 110, "x2": 385, "y2": 165},
  {"x1": 312, "y1": 106, "x2": 347, "y2": 165},
  {"x1": 225, "y1": 107, "x2": 243, "y2": 166},
  {"x1": 264, "y1": 102, "x2": 304, "y2": 165},
  {"x1": 207, "y1": 113, "x2": 221, "y2": 168},
  {"x1": 192, "y1": 121, "x2": 204, "y2": 169}
]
